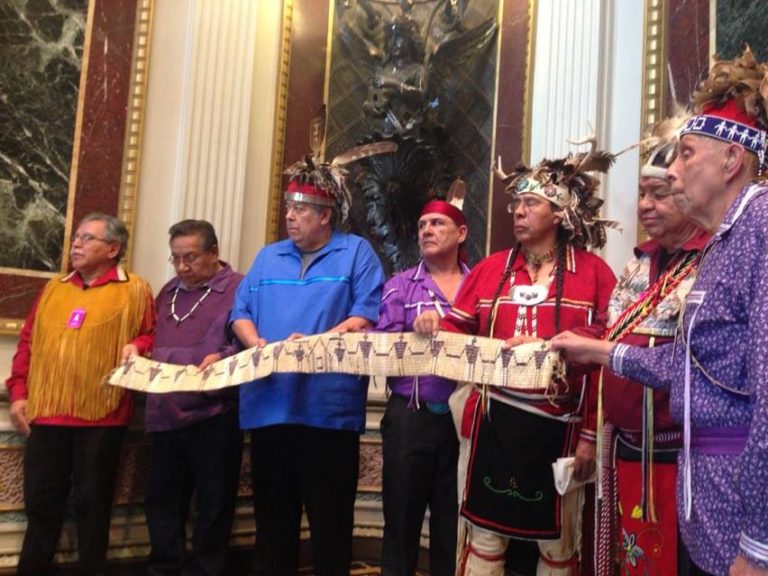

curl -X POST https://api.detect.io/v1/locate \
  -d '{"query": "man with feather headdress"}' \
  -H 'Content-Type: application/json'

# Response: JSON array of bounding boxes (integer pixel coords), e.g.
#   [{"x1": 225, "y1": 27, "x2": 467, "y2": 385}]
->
[
  {"x1": 593, "y1": 116, "x2": 709, "y2": 576},
  {"x1": 416, "y1": 143, "x2": 617, "y2": 575},
  {"x1": 553, "y1": 47, "x2": 768, "y2": 576},
  {"x1": 229, "y1": 137, "x2": 391, "y2": 575}
]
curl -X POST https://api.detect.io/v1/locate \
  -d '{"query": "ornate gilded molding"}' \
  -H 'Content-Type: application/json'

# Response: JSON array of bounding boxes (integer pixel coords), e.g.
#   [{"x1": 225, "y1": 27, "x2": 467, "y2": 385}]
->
[
  {"x1": 640, "y1": 0, "x2": 667, "y2": 131},
  {"x1": 521, "y1": 0, "x2": 538, "y2": 166},
  {"x1": 119, "y1": 0, "x2": 155, "y2": 269},
  {"x1": 266, "y1": 1, "x2": 294, "y2": 243},
  {"x1": 638, "y1": 0, "x2": 667, "y2": 242}
]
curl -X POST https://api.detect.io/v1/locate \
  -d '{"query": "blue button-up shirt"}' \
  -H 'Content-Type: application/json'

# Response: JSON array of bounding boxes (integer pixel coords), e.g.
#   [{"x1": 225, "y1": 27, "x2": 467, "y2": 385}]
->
[{"x1": 231, "y1": 230, "x2": 385, "y2": 433}]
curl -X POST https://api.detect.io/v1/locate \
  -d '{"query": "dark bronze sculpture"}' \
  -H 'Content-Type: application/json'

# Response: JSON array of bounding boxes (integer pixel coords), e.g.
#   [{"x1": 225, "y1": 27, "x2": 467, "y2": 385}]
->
[{"x1": 333, "y1": 0, "x2": 497, "y2": 272}]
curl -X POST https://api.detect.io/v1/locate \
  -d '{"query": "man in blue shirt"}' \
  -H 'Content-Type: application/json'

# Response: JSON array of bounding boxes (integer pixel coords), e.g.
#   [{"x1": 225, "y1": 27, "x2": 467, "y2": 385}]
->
[{"x1": 231, "y1": 159, "x2": 385, "y2": 576}]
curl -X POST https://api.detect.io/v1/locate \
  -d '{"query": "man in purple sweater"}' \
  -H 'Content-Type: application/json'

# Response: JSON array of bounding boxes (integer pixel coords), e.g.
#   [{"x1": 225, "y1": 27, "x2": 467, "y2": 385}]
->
[
  {"x1": 376, "y1": 200, "x2": 470, "y2": 576},
  {"x1": 145, "y1": 219, "x2": 244, "y2": 576}
]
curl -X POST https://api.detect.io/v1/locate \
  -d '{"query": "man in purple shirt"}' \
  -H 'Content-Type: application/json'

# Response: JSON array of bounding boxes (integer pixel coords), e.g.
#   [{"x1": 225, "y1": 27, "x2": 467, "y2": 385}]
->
[
  {"x1": 552, "y1": 49, "x2": 768, "y2": 576},
  {"x1": 376, "y1": 200, "x2": 469, "y2": 576},
  {"x1": 145, "y1": 219, "x2": 243, "y2": 576}
]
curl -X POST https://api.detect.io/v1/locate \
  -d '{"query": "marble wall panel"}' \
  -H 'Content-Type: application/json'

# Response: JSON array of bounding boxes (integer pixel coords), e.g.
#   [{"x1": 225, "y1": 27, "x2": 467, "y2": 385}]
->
[
  {"x1": 272, "y1": 0, "x2": 331, "y2": 243},
  {"x1": 715, "y1": 0, "x2": 767, "y2": 61},
  {"x1": 666, "y1": 0, "x2": 767, "y2": 111},
  {"x1": 665, "y1": 0, "x2": 710, "y2": 110},
  {"x1": 489, "y1": 0, "x2": 533, "y2": 253},
  {"x1": 0, "y1": 0, "x2": 141, "y2": 333},
  {"x1": 666, "y1": 0, "x2": 709, "y2": 110},
  {"x1": 73, "y1": 0, "x2": 138, "y2": 222},
  {"x1": 0, "y1": 0, "x2": 87, "y2": 273}
]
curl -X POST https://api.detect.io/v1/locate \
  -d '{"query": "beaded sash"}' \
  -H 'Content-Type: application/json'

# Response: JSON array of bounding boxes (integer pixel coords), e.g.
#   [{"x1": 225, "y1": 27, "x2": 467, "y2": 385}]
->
[{"x1": 107, "y1": 332, "x2": 563, "y2": 393}]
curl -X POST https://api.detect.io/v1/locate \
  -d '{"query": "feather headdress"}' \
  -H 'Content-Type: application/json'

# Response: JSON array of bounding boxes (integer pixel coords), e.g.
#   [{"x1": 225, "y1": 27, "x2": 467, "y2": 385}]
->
[
  {"x1": 691, "y1": 46, "x2": 768, "y2": 128},
  {"x1": 680, "y1": 47, "x2": 768, "y2": 173},
  {"x1": 284, "y1": 106, "x2": 397, "y2": 224},
  {"x1": 494, "y1": 137, "x2": 619, "y2": 249}
]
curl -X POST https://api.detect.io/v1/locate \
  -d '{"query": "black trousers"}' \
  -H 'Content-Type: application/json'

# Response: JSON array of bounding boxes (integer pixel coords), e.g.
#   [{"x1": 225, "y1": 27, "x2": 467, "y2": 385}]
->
[
  {"x1": 380, "y1": 394, "x2": 459, "y2": 576},
  {"x1": 250, "y1": 424, "x2": 360, "y2": 576},
  {"x1": 688, "y1": 564, "x2": 715, "y2": 576},
  {"x1": 146, "y1": 410, "x2": 243, "y2": 576},
  {"x1": 18, "y1": 424, "x2": 126, "y2": 576}
]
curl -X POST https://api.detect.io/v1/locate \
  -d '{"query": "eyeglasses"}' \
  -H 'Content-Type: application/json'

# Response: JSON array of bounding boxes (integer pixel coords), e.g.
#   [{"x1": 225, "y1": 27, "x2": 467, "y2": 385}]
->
[
  {"x1": 508, "y1": 196, "x2": 548, "y2": 213},
  {"x1": 71, "y1": 233, "x2": 111, "y2": 244},
  {"x1": 168, "y1": 252, "x2": 204, "y2": 267}
]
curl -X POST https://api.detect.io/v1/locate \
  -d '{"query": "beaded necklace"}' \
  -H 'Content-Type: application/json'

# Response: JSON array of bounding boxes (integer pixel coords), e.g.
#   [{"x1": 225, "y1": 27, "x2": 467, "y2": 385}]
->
[
  {"x1": 523, "y1": 245, "x2": 557, "y2": 282},
  {"x1": 170, "y1": 285, "x2": 212, "y2": 324}
]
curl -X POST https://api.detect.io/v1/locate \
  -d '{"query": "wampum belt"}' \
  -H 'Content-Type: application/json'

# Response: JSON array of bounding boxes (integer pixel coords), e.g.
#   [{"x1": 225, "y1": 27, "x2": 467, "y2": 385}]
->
[{"x1": 107, "y1": 331, "x2": 564, "y2": 394}]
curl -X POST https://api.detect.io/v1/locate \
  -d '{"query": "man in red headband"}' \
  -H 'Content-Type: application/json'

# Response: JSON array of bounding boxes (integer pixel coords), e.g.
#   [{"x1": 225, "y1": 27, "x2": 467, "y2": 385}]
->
[
  {"x1": 375, "y1": 199, "x2": 469, "y2": 576},
  {"x1": 231, "y1": 159, "x2": 385, "y2": 576},
  {"x1": 553, "y1": 48, "x2": 768, "y2": 575}
]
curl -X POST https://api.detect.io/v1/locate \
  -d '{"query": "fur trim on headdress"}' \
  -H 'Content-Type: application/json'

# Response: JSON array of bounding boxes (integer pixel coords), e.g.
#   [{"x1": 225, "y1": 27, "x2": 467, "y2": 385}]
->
[
  {"x1": 691, "y1": 46, "x2": 768, "y2": 128},
  {"x1": 494, "y1": 137, "x2": 619, "y2": 249}
]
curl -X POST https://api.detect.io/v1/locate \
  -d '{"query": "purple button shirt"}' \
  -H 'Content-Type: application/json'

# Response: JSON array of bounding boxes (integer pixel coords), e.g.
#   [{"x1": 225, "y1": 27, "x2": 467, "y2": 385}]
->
[
  {"x1": 376, "y1": 260, "x2": 470, "y2": 404},
  {"x1": 611, "y1": 182, "x2": 768, "y2": 573},
  {"x1": 145, "y1": 263, "x2": 243, "y2": 432}
]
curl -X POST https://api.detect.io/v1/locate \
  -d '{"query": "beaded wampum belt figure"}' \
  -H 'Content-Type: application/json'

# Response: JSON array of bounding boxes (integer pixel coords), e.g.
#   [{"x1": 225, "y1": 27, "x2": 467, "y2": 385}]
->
[{"x1": 107, "y1": 332, "x2": 563, "y2": 394}]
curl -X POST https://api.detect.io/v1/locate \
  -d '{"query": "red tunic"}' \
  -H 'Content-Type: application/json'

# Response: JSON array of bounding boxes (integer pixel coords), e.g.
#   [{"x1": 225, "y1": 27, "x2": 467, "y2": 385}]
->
[{"x1": 442, "y1": 245, "x2": 616, "y2": 439}]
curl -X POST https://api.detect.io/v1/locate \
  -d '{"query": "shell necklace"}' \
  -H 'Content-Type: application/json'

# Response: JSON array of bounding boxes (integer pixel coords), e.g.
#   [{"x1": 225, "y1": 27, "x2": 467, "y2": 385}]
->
[{"x1": 170, "y1": 285, "x2": 212, "y2": 324}]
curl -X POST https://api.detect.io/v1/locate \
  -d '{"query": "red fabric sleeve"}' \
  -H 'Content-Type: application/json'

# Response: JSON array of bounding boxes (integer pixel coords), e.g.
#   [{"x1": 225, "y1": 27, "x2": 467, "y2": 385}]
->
[
  {"x1": 441, "y1": 265, "x2": 483, "y2": 335},
  {"x1": 4, "y1": 294, "x2": 42, "y2": 403},
  {"x1": 577, "y1": 257, "x2": 616, "y2": 441},
  {"x1": 130, "y1": 286, "x2": 156, "y2": 356}
]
